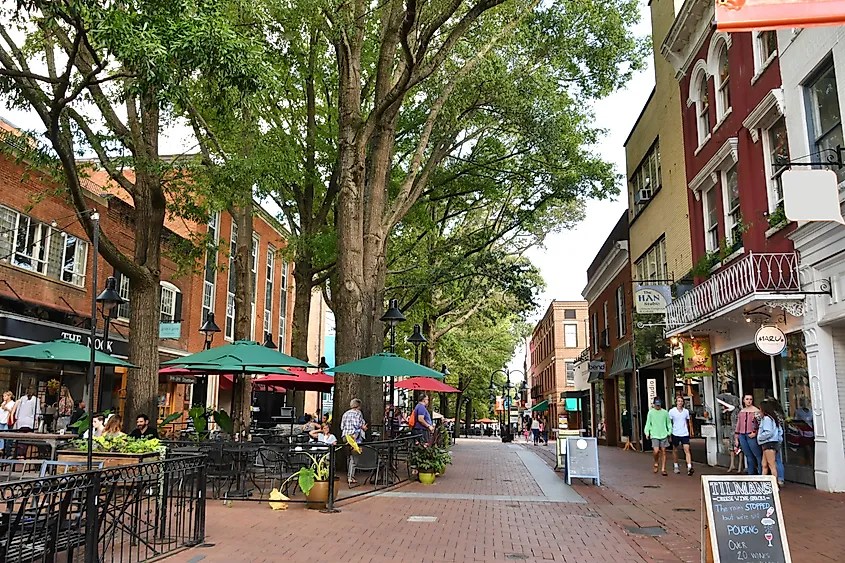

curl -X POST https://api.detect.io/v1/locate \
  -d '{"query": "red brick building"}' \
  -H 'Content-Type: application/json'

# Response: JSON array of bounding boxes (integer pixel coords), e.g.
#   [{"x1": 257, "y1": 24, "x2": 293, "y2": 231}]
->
[
  {"x1": 582, "y1": 213, "x2": 633, "y2": 447},
  {"x1": 0, "y1": 118, "x2": 295, "y2": 426}
]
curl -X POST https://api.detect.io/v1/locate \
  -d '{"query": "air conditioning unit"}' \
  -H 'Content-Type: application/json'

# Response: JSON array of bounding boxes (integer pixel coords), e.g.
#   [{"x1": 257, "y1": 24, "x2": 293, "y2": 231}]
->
[{"x1": 635, "y1": 189, "x2": 651, "y2": 204}]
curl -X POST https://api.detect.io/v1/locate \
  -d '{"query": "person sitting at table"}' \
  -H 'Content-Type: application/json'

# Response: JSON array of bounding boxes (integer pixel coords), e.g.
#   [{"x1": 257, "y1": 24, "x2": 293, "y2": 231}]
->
[
  {"x1": 102, "y1": 414, "x2": 125, "y2": 437},
  {"x1": 82, "y1": 414, "x2": 106, "y2": 439},
  {"x1": 316, "y1": 422, "x2": 337, "y2": 444},
  {"x1": 321, "y1": 413, "x2": 330, "y2": 425},
  {"x1": 69, "y1": 400, "x2": 86, "y2": 427},
  {"x1": 301, "y1": 414, "x2": 320, "y2": 434},
  {"x1": 129, "y1": 413, "x2": 159, "y2": 439}
]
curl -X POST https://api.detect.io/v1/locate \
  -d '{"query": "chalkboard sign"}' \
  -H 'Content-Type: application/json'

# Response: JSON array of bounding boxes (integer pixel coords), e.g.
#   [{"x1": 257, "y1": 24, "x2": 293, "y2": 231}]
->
[
  {"x1": 701, "y1": 475, "x2": 791, "y2": 563},
  {"x1": 565, "y1": 436, "x2": 600, "y2": 486}
]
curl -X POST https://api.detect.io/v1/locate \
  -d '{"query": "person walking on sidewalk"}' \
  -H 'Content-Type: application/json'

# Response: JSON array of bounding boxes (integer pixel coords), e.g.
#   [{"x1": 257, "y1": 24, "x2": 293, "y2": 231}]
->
[
  {"x1": 764, "y1": 396, "x2": 787, "y2": 486},
  {"x1": 735, "y1": 394, "x2": 763, "y2": 475},
  {"x1": 758, "y1": 399, "x2": 785, "y2": 486},
  {"x1": 669, "y1": 396, "x2": 694, "y2": 476},
  {"x1": 531, "y1": 417, "x2": 540, "y2": 445},
  {"x1": 645, "y1": 398, "x2": 672, "y2": 476}
]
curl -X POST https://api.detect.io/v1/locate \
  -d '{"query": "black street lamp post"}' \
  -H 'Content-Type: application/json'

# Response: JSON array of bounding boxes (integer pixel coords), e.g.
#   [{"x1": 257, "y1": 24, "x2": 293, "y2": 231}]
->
[
  {"x1": 195, "y1": 311, "x2": 221, "y2": 408},
  {"x1": 490, "y1": 368, "x2": 526, "y2": 443},
  {"x1": 408, "y1": 324, "x2": 426, "y2": 364},
  {"x1": 380, "y1": 298, "x2": 405, "y2": 438},
  {"x1": 95, "y1": 275, "x2": 125, "y2": 404},
  {"x1": 263, "y1": 331, "x2": 277, "y2": 349}
]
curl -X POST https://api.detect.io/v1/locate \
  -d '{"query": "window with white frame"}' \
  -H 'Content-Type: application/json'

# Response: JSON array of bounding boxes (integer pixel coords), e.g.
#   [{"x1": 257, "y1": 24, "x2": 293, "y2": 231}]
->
[
  {"x1": 59, "y1": 234, "x2": 87, "y2": 286},
  {"x1": 202, "y1": 212, "x2": 219, "y2": 325},
  {"x1": 564, "y1": 323, "x2": 578, "y2": 348},
  {"x1": 703, "y1": 187, "x2": 720, "y2": 252},
  {"x1": 12, "y1": 213, "x2": 50, "y2": 275},
  {"x1": 278, "y1": 261, "x2": 288, "y2": 350},
  {"x1": 754, "y1": 30, "x2": 777, "y2": 73},
  {"x1": 160, "y1": 282, "x2": 179, "y2": 323},
  {"x1": 591, "y1": 312, "x2": 598, "y2": 354},
  {"x1": 264, "y1": 246, "x2": 275, "y2": 337},
  {"x1": 615, "y1": 285, "x2": 626, "y2": 339},
  {"x1": 715, "y1": 43, "x2": 731, "y2": 120},
  {"x1": 807, "y1": 63, "x2": 845, "y2": 183},
  {"x1": 722, "y1": 164, "x2": 741, "y2": 246},
  {"x1": 764, "y1": 117, "x2": 789, "y2": 210},
  {"x1": 116, "y1": 274, "x2": 130, "y2": 320},
  {"x1": 635, "y1": 237, "x2": 669, "y2": 282},
  {"x1": 565, "y1": 360, "x2": 575, "y2": 386},
  {"x1": 602, "y1": 301, "x2": 609, "y2": 346},
  {"x1": 250, "y1": 234, "x2": 259, "y2": 340},
  {"x1": 630, "y1": 141, "x2": 661, "y2": 213},
  {"x1": 695, "y1": 72, "x2": 711, "y2": 144},
  {"x1": 225, "y1": 221, "x2": 237, "y2": 340}
]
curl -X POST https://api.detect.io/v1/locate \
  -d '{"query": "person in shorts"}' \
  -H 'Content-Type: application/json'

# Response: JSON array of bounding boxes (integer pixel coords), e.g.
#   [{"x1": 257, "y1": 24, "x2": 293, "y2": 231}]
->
[
  {"x1": 669, "y1": 396, "x2": 694, "y2": 475},
  {"x1": 644, "y1": 398, "x2": 672, "y2": 476}
]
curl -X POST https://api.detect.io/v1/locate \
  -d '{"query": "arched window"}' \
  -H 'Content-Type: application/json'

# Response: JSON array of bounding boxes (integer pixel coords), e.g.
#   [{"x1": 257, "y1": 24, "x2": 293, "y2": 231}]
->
[
  {"x1": 696, "y1": 73, "x2": 710, "y2": 143},
  {"x1": 715, "y1": 44, "x2": 731, "y2": 119}
]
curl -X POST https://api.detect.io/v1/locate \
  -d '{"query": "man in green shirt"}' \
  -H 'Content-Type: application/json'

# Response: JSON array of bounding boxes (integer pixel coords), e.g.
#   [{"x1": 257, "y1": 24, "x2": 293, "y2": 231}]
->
[{"x1": 644, "y1": 398, "x2": 672, "y2": 476}]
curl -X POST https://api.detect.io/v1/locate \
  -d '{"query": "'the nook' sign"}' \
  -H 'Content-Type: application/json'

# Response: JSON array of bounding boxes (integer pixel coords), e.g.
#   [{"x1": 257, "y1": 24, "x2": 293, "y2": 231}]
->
[{"x1": 755, "y1": 326, "x2": 786, "y2": 356}]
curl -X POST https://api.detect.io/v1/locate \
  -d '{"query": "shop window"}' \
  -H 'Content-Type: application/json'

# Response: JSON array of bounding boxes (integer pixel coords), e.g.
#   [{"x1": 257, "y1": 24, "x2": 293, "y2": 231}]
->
[
  {"x1": 715, "y1": 352, "x2": 740, "y2": 458},
  {"x1": 807, "y1": 62, "x2": 845, "y2": 183},
  {"x1": 775, "y1": 332, "x2": 813, "y2": 471}
]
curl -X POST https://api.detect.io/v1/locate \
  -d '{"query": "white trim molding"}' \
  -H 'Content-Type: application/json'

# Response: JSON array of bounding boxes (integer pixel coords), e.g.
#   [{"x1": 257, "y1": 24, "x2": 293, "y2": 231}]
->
[
  {"x1": 706, "y1": 32, "x2": 733, "y2": 78},
  {"x1": 582, "y1": 241, "x2": 629, "y2": 304},
  {"x1": 689, "y1": 137, "x2": 739, "y2": 198},
  {"x1": 687, "y1": 59, "x2": 710, "y2": 106},
  {"x1": 661, "y1": 0, "x2": 714, "y2": 79},
  {"x1": 742, "y1": 89, "x2": 785, "y2": 143}
]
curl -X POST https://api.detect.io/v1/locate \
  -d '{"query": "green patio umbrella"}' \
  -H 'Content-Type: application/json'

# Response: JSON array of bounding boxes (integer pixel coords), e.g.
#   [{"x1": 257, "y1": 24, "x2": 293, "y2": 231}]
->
[
  {"x1": 162, "y1": 339, "x2": 312, "y2": 368},
  {"x1": 176, "y1": 358, "x2": 295, "y2": 376},
  {"x1": 0, "y1": 338, "x2": 136, "y2": 368},
  {"x1": 325, "y1": 353, "x2": 445, "y2": 378}
]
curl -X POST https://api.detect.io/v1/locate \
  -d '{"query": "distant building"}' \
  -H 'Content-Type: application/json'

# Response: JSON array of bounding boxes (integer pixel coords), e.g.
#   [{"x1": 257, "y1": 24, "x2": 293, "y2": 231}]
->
[{"x1": 528, "y1": 301, "x2": 588, "y2": 431}]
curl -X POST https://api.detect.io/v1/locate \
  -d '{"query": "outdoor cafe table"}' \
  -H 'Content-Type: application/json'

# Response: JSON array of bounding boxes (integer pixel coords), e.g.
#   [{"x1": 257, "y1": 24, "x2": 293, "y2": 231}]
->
[{"x1": 0, "y1": 432, "x2": 75, "y2": 460}]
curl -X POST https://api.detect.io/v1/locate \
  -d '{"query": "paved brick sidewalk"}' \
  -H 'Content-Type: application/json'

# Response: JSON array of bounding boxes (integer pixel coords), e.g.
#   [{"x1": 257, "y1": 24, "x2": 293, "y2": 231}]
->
[
  {"x1": 526, "y1": 439, "x2": 845, "y2": 562},
  {"x1": 170, "y1": 439, "x2": 647, "y2": 563}
]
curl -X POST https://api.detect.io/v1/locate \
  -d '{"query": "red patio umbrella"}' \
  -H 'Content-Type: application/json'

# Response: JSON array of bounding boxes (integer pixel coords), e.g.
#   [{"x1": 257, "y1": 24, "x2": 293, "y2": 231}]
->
[
  {"x1": 256, "y1": 368, "x2": 334, "y2": 393},
  {"x1": 394, "y1": 377, "x2": 459, "y2": 393}
]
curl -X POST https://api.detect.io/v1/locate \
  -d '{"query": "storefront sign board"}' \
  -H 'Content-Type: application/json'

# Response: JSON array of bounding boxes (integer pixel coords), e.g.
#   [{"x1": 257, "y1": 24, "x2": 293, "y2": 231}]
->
[
  {"x1": 0, "y1": 314, "x2": 129, "y2": 357},
  {"x1": 588, "y1": 361, "x2": 606, "y2": 374},
  {"x1": 634, "y1": 285, "x2": 672, "y2": 315},
  {"x1": 683, "y1": 337, "x2": 713, "y2": 374},
  {"x1": 701, "y1": 475, "x2": 790, "y2": 563},
  {"x1": 647, "y1": 378, "x2": 657, "y2": 407},
  {"x1": 159, "y1": 322, "x2": 182, "y2": 339},
  {"x1": 565, "y1": 437, "x2": 600, "y2": 486},
  {"x1": 755, "y1": 326, "x2": 786, "y2": 356}
]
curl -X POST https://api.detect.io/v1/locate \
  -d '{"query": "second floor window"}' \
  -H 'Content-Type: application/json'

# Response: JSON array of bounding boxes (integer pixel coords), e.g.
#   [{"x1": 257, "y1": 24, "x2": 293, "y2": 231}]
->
[
  {"x1": 116, "y1": 273, "x2": 130, "y2": 320},
  {"x1": 565, "y1": 360, "x2": 575, "y2": 386},
  {"x1": 635, "y1": 238, "x2": 669, "y2": 282},
  {"x1": 591, "y1": 312, "x2": 599, "y2": 354},
  {"x1": 615, "y1": 285, "x2": 626, "y2": 339},
  {"x1": 696, "y1": 72, "x2": 710, "y2": 144},
  {"x1": 807, "y1": 63, "x2": 845, "y2": 183},
  {"x1": 722, "y1": 164, "x2": 741, "y2": 246},
  {"x1": 766, "y1": 118, "x2": 789, "y2": 210},
  {"x1": 631, "y1": 141, "x2": 661, "y2": 212},
  {"x1": 704, "y1": 186, "x2": 720, "y2": 252},
  {"x1": 564, "y1": 323, "x2": 578, "y2": 348}
]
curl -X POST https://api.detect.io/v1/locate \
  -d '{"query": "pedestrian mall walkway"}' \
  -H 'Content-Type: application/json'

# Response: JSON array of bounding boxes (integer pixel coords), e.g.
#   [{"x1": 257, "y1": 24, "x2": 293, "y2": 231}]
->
[{"x1": 170, "y1": 437, "x2": 844, "y2": 563}]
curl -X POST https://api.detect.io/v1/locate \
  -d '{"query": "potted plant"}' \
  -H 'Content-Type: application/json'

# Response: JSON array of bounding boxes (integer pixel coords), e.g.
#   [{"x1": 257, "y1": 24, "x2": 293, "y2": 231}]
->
[
  {"x1": 282, "y1": 449, "x2": 339, "y2": 509},
  {"x1": 60, "y1": 435, "x2": 164, "y2": 468},
  {"x1": 409, "y1": 442, "x2": 444, "y2": 484},
  {"x1": 186, "y1": 406, "x2": 234, "y2": 441}
]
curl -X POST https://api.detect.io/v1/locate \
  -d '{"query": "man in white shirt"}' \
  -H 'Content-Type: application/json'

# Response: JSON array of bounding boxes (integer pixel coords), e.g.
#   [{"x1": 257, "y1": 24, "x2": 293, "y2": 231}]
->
[
  {"x1": 14, "y1": 387, "x2": 40, "y2": 431},
  {"x1": 669, "y1": 396, "x2": 694, "y2": 476}
]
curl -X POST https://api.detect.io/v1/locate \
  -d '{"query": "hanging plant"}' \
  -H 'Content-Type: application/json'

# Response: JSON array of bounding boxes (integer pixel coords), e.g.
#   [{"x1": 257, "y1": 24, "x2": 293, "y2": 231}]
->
[{"x1": 46, "y1": 379, "x2": 60, "y2": 395}]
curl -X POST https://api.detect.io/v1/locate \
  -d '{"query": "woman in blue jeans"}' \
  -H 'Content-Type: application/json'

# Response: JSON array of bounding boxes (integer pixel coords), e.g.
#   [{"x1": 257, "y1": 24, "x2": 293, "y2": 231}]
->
[
  {"x1": 735, "y1": 394, "x2": 763, "y2": 475},
  {"x1": 765, "y1": 396, "x2": 787, "y2": 485}
]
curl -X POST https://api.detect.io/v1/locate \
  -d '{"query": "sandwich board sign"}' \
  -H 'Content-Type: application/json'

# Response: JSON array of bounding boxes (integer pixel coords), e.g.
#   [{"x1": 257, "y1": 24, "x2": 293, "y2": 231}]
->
[
  {"x1": 701, "y1": 475, "x2": 791, "y2": 563},
  {"x1": 565, "y1": 436, "x2": 600, "y2": 486}
]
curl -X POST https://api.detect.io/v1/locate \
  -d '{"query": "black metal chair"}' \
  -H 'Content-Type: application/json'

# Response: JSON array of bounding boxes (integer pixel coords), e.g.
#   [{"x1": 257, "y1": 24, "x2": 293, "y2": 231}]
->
[
  {"x1": 0, "y1": 460, "x2": 45, "y2": 483},
  {"x1": 352, "y1": 446, "x2": 381, "y2": 487}
]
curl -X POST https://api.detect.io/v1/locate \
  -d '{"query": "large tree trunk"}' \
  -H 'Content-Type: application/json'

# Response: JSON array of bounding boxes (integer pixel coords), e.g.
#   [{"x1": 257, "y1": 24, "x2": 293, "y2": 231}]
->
[
  {"x1": 289, "y1": 251, "x2": 314, "y2": 416},
  {"x1": 230, "y1": 202, "x2": 255, "y2": 435}
]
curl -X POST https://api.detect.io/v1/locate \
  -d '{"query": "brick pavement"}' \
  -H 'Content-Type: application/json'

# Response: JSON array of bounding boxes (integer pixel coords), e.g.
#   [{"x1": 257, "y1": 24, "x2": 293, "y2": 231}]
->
[
  {"x1": 167, "y1": 437, "x2": 845, "y2": 563},
  {"x1": 527, "y1": 438, "x2": 845, "y2": 562}
]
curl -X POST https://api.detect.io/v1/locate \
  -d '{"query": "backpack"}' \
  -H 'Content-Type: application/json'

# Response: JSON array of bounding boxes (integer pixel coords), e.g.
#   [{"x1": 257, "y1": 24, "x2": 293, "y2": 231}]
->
[{"x1": 408, "y1": 408, "x2": 416, "y2": 428}]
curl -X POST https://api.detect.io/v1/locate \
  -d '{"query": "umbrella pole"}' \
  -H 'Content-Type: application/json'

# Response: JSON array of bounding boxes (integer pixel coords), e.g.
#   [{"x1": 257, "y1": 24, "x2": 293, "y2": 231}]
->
[{"x1": 86, "y1": 215, "x2": 100, "y2": 470}]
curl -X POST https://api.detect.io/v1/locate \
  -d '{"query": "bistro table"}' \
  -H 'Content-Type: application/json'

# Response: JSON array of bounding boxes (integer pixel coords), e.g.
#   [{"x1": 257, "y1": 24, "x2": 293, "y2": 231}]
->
[{"x1": 0, "y1": 432, "x2": 76, "y2": 460}]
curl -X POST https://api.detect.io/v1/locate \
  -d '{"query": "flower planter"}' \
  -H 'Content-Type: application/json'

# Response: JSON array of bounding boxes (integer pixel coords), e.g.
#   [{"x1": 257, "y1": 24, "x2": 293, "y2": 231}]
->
[
  {"x1": 419, "y1": 472, "x2": 436, "y2": 485},
  {"x1": 305, "y1": 478, "x2": 340, "y2": 509},
  {"x1": 57, "y1": 450, "x2": 160, "y2": 469},
  {"x1": 437, "y1": 466, "x2": 446, "y2": 476}
]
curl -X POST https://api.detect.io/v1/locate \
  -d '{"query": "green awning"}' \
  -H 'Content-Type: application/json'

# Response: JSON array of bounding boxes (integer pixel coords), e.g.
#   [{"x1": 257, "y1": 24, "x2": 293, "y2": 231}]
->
[
  {"x1": 608, "y1": 342, "x2": 633, "y2": 377},
  {"x1": 531, "y1": 400, "x2": 548, "y2": 412},
  {"x1": 587, "y1": 370, "x2": 603, "y2": 383}
]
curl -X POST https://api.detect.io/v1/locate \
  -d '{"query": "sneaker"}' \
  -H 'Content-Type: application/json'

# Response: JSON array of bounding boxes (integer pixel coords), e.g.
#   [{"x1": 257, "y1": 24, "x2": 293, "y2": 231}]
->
[
  {"x1": 673, "y1": 467, "x2": 680, "y2": 474},
  {"x1": 688, "y1": 466, "x2": 695, "y2": 476}
]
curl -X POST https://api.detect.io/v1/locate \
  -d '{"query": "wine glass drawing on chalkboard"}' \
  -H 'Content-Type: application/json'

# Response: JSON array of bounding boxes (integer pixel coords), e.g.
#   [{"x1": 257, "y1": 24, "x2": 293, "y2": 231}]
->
[{"x1": 762, "y1": 517, "x2": 775, "y2": 547}]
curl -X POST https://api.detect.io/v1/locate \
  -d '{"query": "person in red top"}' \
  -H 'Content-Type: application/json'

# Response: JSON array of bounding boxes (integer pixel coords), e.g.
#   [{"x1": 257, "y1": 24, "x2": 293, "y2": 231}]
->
[{"x1": 735, "y1": 394, "x2": 762, "y2": 475}]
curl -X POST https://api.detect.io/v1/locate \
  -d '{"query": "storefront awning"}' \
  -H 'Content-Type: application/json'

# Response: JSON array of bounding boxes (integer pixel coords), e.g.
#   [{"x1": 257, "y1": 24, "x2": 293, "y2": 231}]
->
[
  {"x1": 608, "y1": 342, "x2": 633, "y2": 377},
  {"x1": 531, "y1": 400, "x2": 548, "y2": 412},
  {"x1": 587, "y1": 370, "x2": 603, "y2": 383}
]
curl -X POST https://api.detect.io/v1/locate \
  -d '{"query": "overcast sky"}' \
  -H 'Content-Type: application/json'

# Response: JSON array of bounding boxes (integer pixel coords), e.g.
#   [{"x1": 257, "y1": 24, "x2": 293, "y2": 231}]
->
[{"x1": 507, "y1": 3, "x2": 655, "y2": 377}]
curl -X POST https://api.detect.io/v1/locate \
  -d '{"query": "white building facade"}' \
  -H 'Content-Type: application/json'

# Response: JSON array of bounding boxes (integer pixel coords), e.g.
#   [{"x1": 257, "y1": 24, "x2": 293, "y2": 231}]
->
[{"x1": 779, "y1": 26, "x2": 845, "y2": 492}]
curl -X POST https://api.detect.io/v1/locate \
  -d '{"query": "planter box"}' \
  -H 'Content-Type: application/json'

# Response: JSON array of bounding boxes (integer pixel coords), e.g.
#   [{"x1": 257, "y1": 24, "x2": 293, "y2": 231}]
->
[{"x1": 58, "y1": 451, "x2": 160, "y2": 469}]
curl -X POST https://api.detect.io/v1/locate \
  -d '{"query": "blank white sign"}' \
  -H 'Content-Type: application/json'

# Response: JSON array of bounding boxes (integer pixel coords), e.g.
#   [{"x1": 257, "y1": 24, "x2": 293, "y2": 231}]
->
[{"x1": 782, "y1": 169, "x2": 845, "y2": 225}]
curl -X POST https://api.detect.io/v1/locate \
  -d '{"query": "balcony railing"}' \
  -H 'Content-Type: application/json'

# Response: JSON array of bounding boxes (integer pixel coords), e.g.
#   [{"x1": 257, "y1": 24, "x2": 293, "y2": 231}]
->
[{"x1": 666, "y1": 252, "x2": 800, "y2": 330}]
